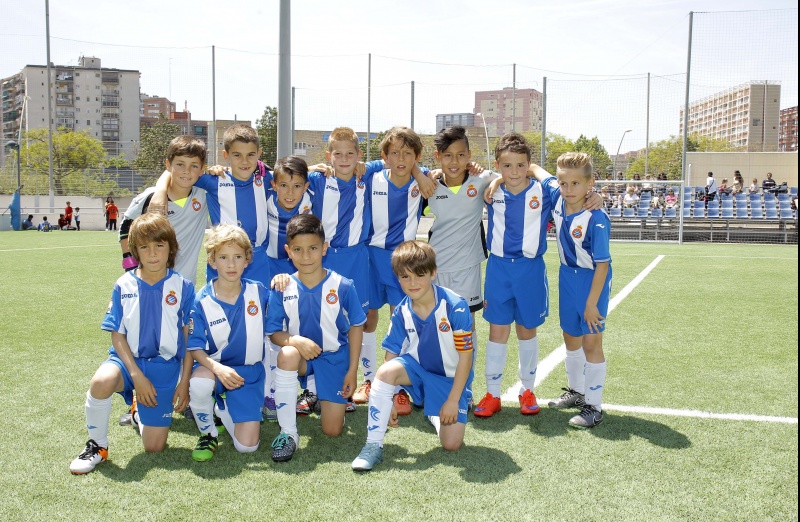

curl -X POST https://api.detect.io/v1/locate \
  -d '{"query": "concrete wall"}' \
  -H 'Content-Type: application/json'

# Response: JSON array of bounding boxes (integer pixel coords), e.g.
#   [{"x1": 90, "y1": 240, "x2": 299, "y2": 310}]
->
[
  {"x1": 0, "y1": 195, "x2": 132, "y2": 231},
  {"x1": 686, "y1": 152, "x2": 798, "y2": 187}
]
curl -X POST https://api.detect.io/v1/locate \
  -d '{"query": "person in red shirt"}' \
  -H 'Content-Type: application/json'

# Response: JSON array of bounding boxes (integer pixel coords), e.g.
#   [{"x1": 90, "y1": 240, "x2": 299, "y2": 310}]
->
[
  {"x1": 65, "y1": 201, "x2": 74, "y2": 226},
  {"x1": 107, "y1": 199, "x2": 119, "y2": 231}
]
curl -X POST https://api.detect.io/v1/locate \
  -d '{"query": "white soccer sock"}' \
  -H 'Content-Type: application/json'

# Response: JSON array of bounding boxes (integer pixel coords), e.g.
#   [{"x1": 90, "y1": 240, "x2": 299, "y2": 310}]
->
[
  {"x1": 262, "y1": 350, "x2": 272, "y2": 400},
  {"x1": 274, "y1": 368, "x2": 299, "y2": 441},
  {"x1": 565, "y1": 348, "x2": 587, "y2": 394},
  {"x1": 584, "y1": 360, "x2": 607, "y2": 410},
  {"x1": 305, "y1": 374, "x2": 317, "y2": 395},
  {"x1": 214, "y1": 402, "x2": 235, "y2": 439},
  {"x1": 233, "y1": 439, "x2": 259, "y2": 453},
  {"x1": 484, "y1": 341, "x2": 508, "y2": 397},
  {"x1": 189, "y1": 377, "x2": 218, "y2": 437},
  {"x1": 361, "y1": 331, "x2": 377, "y2": 382},
  {"x1": 427, "y1": 415, "x2": 442, "y2": 435},
  {"x1": 267, "y1": 341, "x2": 280, "y2": 398},
  {"x1": 518, "y1": 337, "x2": 539, "y2": 393},
  {"x1": 365, "y1": 379, "x2": 396, "y2": 446},
  {"x1": 85, "y1": 391, "x2": 112, "y2": 448}
]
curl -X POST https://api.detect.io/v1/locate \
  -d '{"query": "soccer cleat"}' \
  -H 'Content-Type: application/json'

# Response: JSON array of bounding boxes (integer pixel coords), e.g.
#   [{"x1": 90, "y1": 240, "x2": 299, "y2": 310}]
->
[
  {"x1": 70, "y1": 439, "x2": 108, "y2": 475},
  {"x1": 352, "y1": 380, "x2": 371, "y2": 404},
  {"x1": 351, "y1": 442, "x2": 384, "y2": 472},
  {"x1": 569, "y1": 405, "x2": 604, "y2": 429},
  {"x1": 213, "y1": 413, "x2": 226, "y2": 435},
  {"x1": 192, "y1": 434, "x2": 219, "y2": 462},
  {"x1": 118, "y1": 396, "x2": 136, "y2": 426},
  {"x1": 548, "y1": 388, "x2": 586, "y2": 409},
  {"x1": 182, "y1": 405, "x2": 194, "y2": 420},
  {"x1": 345, "y1": 401, "x2": 356, "y2": 413},
  {"x1": 393, "y1": 390, "x2": 412, "y2": 416},
  {"x1": 472, "y1": 393, "x2": 501, "y2": 418},
  {"x1": 519, "y1": 389, "x2": 540, "y2": 415},
  {"x1": 130, "y1": 399, "x2": 141, "y2": 436},
  {"x1": 296, "y1": 389, "x2": 318, "y2": 416},
  {"x1": 271, "y1": 433, "x2": 297, "y2": 462},
  {"x1": 261, "y1": 396, "x2": 278, "y2": 422}
]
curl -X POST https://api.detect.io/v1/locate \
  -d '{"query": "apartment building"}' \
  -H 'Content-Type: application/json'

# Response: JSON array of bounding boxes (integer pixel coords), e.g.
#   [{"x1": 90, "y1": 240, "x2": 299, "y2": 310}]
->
[
  {"x1": 779, "y1": 105, "x2": 798, "y2": 152},
  {"x1": 474, "y1": 87, "x2": 543, "y2": 137}
]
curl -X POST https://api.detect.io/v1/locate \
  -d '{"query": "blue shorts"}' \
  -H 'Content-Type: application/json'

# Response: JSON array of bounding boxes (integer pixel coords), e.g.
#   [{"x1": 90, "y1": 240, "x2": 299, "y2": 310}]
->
[
  {"x1": 324, "y1": 243, "x2": 370, "y2": 314},
  {"x1": 300, "y1": 348, "x2": 349, "y2": 404},
  {"x1": 483, "y1": 254, "x2": 549, "y2": 329},
  {"x1": 368, "y1": 246, "x2": 405, "y2": 309},
  {"x1": 395, "y1": 354, "x2": 470, "y2": 424},
  {"x1": 208, "y1": 247, "x2": 271, "y2": 288},
  {"x1": 103, "y1": 354, "x2": 181, "y2": 427},
  {"x1": 212, "y1": 363, "x2": 266, "y2": 424},
  {"x1": 559, "y1": 264, "x2": 612, "y2": 337},
  {"x1": 268, "y1": 256, "x2": 296, "y2": 278}
]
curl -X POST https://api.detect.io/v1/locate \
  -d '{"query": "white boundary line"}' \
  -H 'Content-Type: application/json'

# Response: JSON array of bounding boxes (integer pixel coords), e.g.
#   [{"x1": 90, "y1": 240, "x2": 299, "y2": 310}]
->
[
  {"x1": 0, "y1": 244, "x2": 116, "y2": 252},
  {"x1": 597, "y1": 403, "x2": 797, "y2": 424},
  {"x1": 500, "y1": 255, "x2": 666, "y2": 402}
]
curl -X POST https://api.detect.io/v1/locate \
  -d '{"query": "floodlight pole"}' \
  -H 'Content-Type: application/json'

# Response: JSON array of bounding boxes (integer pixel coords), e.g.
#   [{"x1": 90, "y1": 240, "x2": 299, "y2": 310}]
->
[
  {"x1": 476, "y1": 112, "x2": 491, "y2": 167},
  {"x1": 613, "y1": 129, "x2": 632, "y2": 179}
]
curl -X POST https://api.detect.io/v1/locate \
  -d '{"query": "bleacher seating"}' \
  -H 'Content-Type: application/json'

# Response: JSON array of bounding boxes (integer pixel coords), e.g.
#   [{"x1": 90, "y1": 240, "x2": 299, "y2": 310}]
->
[
  {"x1": 721, "y1": 207, "x2": 734, "y2": 218},
  {"x1": 609, "y1": 207, "x2": 621, "y2": 218},
  {"x1": 637, "y1": 206, "x2": 650, "y2": 218},
  {"x1": 751, "y1": 207, "x2": 764, "y2": 219},
  {"x1": 651, "y1": 208, "x2": 663, "y2": 218},
  {"x1": 664, "y1": 207, "x2": 676, "y2": 218},
  {"x1": 707, "y1": 207, "x2": 719, "y2": 218},
  {"x1": 735, "y1": 206, "x2": 749, "y2": 219},
  {"x1": 623, "y1": 208, "x2": 635, "y2": 218},
  {"x1": 780, "y1": 208, "x2": 795, "y2": 220},
  {"x1": 765, "y1": 207, "x2": 779, "y2": 219},
  {"x1": 779, "y1": 200, "x2": 792, "y2": 210}
]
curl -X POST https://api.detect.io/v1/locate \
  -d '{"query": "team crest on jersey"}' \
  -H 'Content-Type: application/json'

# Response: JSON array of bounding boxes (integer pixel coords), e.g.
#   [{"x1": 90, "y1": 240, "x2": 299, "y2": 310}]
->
[
  {"x1": 165, "y1": 290, "x2": 178, "y2": 306},
  {"x1": 572, "y1": 225, "x2": 583, "y2": 239},
  {"x1": 357, "y1": 180, "x2": 366, "y2": 189},
  {"x1": 191, "y1": 198, "x2": 202, "y2": 212},
  {"x1": 326, "y1": 289, "x2": 338, "y2": 305},
  {"x1": 438, "y1": 318, "x2": 451, "y2": 332},
  {"x1": 529, "y1": 196, "x2": 540, "y2": 210},
  {"x1": 106, "y1": 300, "x2": 113, "y2": 314},
  {"x1": 247, "y1": 300, "x2": 259, "y2": 316},
  {"x1": 466, "y1": 184, "x2": 478, "y2": 198},
  {"x1": 302, "y1": 206, "x2": 311, "y2": 215},
  {"x1": 255, "y1": 177, "x2": 263, "y2": 187},
  {"x1": 411, "y1": 186, "x2": 420, "y2": 198}
]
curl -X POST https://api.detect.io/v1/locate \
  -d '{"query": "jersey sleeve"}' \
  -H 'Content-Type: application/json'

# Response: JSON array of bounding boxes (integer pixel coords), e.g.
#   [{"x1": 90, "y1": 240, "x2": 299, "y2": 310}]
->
[
  {"x1": 381, "y1": 307, "x2": 407, "y2": 355},
  {"x1": 187, "y1": 299, "x2": 209, "y2": 351},
  {"x1": 119, "y1": 190, "x2": 151, "y2": 239},
  {"x1": 361, "y1": 160, "x2": 385, "y2": 182},
  {"x1": 343, "y1": 279, "x2": 367, "y2": 327},
  {"x1": 449, "y1": 298, "x2": 474, "y2": 352},
  {"x1": 194, "y1": 173, "x2": 217, "y2": 192},
  {"x1": 101, "y1": 283, "x2": 125, "y2": 333},
  {"x1": 541, "y1": 176, "x2": 562, "y2": 209},
  {"x1": 265, "y1": 289, "x2": 288, "y2": 335},
  {"x1": 180, "y1": 279, "x2": 196, "y2": 327},
  {"x1": 590, "y1": 210, "x2": 612, "y2": 263}
]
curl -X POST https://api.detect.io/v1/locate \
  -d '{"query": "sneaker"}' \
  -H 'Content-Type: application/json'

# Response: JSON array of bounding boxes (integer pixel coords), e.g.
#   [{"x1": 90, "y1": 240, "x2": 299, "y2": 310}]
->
[
  {"x1": 70, "y1": 439, "x2": 108, "y2": 475},
  {"x1": 569, "y1": 405, "x2": 604, "y2": 429},
  {"x1": 351, "y1": 442, "x2": 384, "y2": 472},
  {"x1": 182, "y1": 405, "x2": 193, "y2": 420},
  {"x1": 213, "y1": 413, "x2": 226, "y2": 435},
  {"x1": 296, "y1": 389, "x2": 318, "y2": 416},
  {"x1": 393, "y1": 390, "x2": 412, "y2": 416},
  {"x1": 519, "y1": 389, "x2": 540, "y2": 416},
  {"x1": 261, "y1": 396, "x2": 278, "y2": 422},
  {"x1": 130, "y1": 399, "x2": 140, "y2": 436},
  {"x1": 548, "y1": 388, "x2": 586, "y2": 409},
  {"x1": 271, "y1": 433, "x2": 297, "y2": 462},
  {"x1": 345, "y1": 401, "x2": 356, "y2": 413},
  {"x1": 192, "y1": 433, "x2": 219, "y2": 462},
  {"x1": 118, "y1": 396, "x2": 136, "y2": 426},
  {"x1": 352, "y1": 380, "x2": 371, "y2": 404},
  {"x1": 473, "y1": 393, "x2": 501, "y2": 418}
]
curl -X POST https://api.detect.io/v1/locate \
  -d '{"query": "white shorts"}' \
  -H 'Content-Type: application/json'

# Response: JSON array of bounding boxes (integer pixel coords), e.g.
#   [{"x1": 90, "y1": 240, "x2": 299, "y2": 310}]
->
[{"x1": 435, "y1": 263, "x2": 484, "y2": 313}]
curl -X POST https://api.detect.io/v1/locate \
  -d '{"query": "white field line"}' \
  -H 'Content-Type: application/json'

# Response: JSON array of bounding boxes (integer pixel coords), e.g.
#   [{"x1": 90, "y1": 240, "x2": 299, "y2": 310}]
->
[
  {"x1": 594, "y1": 403, "x2": 798, "y2": 424},
  {"x1": 0, "y1": 244, "x2": 116, "y2": 252},
  {"x1": 500, "y1": 255, "x2": 666, "y2": 402}
]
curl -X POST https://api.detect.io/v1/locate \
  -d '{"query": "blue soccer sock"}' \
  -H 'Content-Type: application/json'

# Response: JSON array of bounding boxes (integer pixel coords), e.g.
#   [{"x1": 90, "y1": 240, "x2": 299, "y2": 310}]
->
[
  {"x1": 565, "y1": 347, "x2": 587, "y2": 395},
  {"x1": 365, "y1": 379, "x2": 396, "y2": 446},
  {"x1": 85, "y1": 391, "x2": 112, "y2": 448}
]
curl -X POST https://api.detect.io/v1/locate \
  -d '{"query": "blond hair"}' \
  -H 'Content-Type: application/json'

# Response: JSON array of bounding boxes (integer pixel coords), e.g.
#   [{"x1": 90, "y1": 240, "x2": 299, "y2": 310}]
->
[
  {"x1": 328, "y1": 127, "x2": 360, "y2": 150},
  {"x1": 556, "y1": 152, "x2": 593, "y2": 179},
  {"x1": 205, "y1": 224, "x2": 253, "y2": 265}
]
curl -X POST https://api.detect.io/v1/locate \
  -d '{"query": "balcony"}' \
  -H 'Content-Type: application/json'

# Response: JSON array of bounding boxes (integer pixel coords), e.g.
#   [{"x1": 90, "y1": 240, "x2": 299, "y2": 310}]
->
[
  {"x1": 101, "y1": 74, "x2": 119, "y2": 84},
  {"x1": 102, "y1": 89, "x2": 120, "y2": 96},
  {"x1": 56, "y1": 95, "x2": 73, "y2": 106}
]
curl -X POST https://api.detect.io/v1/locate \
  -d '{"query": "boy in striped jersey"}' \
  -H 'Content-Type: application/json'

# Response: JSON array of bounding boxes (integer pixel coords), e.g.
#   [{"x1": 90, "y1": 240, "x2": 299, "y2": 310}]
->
[
  {"x1": 70, "y1": 213, "x2": 195, "y2": 474},
  {"x1": 186, "y1": 225, "x2": 271, "y2": 461},
  {"x1": 266, "y1": 215, "x2": 366, "y2": 462},
  {"x1": 352, "y1": 241, "x2": 474, "y2": 472},
  {"x1": 541, "y1": 153, "x2": 611, "y2": 428}
]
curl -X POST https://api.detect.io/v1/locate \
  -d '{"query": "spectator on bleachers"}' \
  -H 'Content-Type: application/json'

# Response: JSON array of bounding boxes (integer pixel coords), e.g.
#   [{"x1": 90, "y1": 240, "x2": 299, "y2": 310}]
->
[
  {"x1": 641, "y1": 174, "x2": 654, "y2": 196},
  {"x1": 650, "y1": 192, "x2": 665, "y2": 211},
  {"x1": 718, "y1": 178, "x2": 732, "y2": 197},
  {"x1": 762, "y1": 172, "x2": 776, "y2": 191},
  {"x1": 748, "y1": 178, "x2": 760, "y2": 194},
  {"x1": 22, "y1": 215, "x2": 35, "y2": 230},
  {"x1": 623, "y1": 186, "x2": 640, "y2": 208},
  {"x1": 664, "y1": 189, "x2": 679, "y2": 210},
  {"x1": 705, "y1": 171, "x2": 718, "y2": 204},
  {"x1": 656, "y1": 172, "x2": 668, "y2": 195},
  {"x1": 600, "y1": 186, "x2": 614, "y2": 209},
  {"x1": 731, "y1": 173, "x2": 744, "y2": 195}
]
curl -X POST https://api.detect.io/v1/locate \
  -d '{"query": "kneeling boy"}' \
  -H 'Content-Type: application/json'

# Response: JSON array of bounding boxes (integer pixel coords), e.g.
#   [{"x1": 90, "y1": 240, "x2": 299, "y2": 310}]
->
[
  {"x1": 70, "y1": 213, "x2": 194, "y2": 474},
  {"x1": 267, "y1": 214, "x2": 366, "y2": 462},
  {"x1": 187, "y1": 225, "x2": 270, "y2": 461},
  {"x1": 352, "y1": 240, "x2": 473, "y2": 472}
]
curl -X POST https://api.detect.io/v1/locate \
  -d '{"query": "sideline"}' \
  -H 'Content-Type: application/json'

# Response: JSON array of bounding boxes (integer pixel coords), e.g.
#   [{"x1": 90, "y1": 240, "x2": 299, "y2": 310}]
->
[
  {"x1": 0, "y1": 244, "x2": 116, "y2": 252},
  {"x1": 500, "y1": 255, "x2": 666, "y2": 402},
  {"x1": 594, "y1": 403, "x2": 798, "y2": 424}
]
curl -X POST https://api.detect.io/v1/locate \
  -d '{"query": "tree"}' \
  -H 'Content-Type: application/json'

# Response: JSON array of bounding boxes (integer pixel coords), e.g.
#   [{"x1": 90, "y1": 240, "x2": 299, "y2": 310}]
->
[
  {"x1": 542, "y1": 133, "x2": 575, "y2": 174},
  {"x1": 573, "y1": 134, "x2": 612, "y2": 175},
  {"x1": 134, "y1": 115, "x2": 181, "y2": 182},
  {"x1": 626, "y1": 134, "x2": 740, "y2": 180},
  {"x1": 359, "y1": 131, "x2": 386, "y2": 162},
  {"x1": 21, "y1": 127, "x2": 107, "y2": 195},
  {"x1": 256, "y1": 106, "x2": 278, "y2": 167}
]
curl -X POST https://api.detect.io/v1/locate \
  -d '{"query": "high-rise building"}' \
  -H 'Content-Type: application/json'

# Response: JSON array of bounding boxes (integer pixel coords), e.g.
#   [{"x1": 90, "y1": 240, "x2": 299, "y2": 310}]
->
[
  {"x1": 1, "y1": 56, "x2": 140, "y2": 158},
  {"x1": 779, "y1": 106, "x2": 798, "y2": 152},
  {"x1": 474, "y1": 87, "x2": 543, "y2": 136},
  {"x1": 435, "y1": 113, "x2": 475, "y2": 131},
  {"x1": 680, "y1": 81, "x2": 781, "y2": 152}
]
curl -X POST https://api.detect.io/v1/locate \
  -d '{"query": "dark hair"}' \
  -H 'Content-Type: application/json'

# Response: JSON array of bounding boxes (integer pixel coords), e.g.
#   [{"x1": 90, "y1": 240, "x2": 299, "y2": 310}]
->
[
  {"x1": 434, "y1": 126, "x2": 470, "y2": 153},
  {"x1": 127, "y1": 213, "x2": 179, "y2": 269},
  {"x1": 286, "y1": 214, "x2": 325, "y2": 244},
  {"x1": 274, "y1": 155, "x2": 309, "y2": 183},
  {"x1": 27, "y1": 214, "x2": 33, "y2": 220},
  {"x1": 166, "y1": 135, "x2": 207, "y2": 164},
  {"x1": 380, "y1": 126, "x2": 423, "y2": 157},
  {"x1": 494, "y1": 132, "x2": 531, "y2": 161}
]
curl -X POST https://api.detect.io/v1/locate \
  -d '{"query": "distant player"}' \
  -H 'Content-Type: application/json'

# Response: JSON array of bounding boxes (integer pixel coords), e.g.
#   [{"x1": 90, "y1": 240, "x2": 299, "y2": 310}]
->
[
  {"x1": 351, "y1": 241, "x2": 473, "y2": 471},
  {"x1": 70, "y1": 213, "x2": 194, "y2": 474}
]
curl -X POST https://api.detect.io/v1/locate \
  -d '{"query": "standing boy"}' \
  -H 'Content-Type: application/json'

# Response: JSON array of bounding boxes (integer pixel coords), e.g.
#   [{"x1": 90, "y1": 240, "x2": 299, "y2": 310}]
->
[
  {"x1": 544, "y1": 153, "x2": 611, "y2": 428},
  {"x1": 70, "y1": 213, "x2": 195, "y2": 474},
  {"x1": 267, "y1": 215, "x2": 366, "y2": 462},
  {"x1": 187, "y1": 225, "x2": 270, "y2": 461},
  {"x1": 65, "y1": 201, "x2": 73, "y2": 227},
  {"x1": 351, "y1": 241, "x2": 473, "y2": 471},
  {"x1": 107, "y1": 200, "x2": 119, "y2": 231},
  {"x1": 74, "y1": 207, "x2": 81, "y2": 231}
]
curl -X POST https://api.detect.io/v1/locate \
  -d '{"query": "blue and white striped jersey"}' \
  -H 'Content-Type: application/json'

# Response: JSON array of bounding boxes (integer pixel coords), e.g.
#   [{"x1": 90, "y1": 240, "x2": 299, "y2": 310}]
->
[
  {"x1": 266, "y1": 269, "x2": 367, "y2": 353},
  {"x1": 102, "y1": 269, "x2": 195, "y2": 361},
  {"x1": 265, "y1": 191, "x2": 314, "y2": 260},
  {"x1": 552, "y1": 198, "x2": 612, "y2": 269},
  {"x1": 368, "y1": 169, "x2": 423, "y2": 250},
  {"x1": 308, "y1": 172, "x2": 370, "y2": 248},
  {"x1": 486, "y1": 176, "x2": 559, "y2": 259},
  {"x1": 383, "y1": 285, "x2": 473, "y2": 378},
  {"x1": 187, "y1": 279, "x2": 269, "y2": 366}
]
